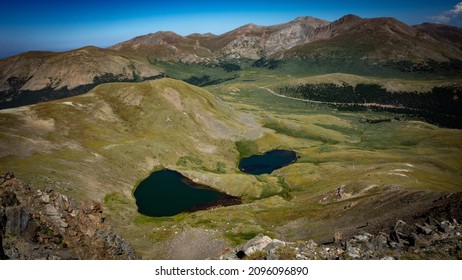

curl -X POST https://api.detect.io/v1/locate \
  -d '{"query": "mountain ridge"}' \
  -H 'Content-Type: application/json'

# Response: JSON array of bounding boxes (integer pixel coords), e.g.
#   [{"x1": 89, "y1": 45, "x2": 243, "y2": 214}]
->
[
  {"x1": 110, "y1": 14, "x2": 462, "y2": 63},
  {"x1": 280, "y1": 15, "x2": 462, "y2": 63},
  {"x1": 110, "y1": 15, "x2": 332, "y2": 60},
  {"x1": 2, "y1": 14, "x2": 462, "y2": 109},
  {"x1": 0, "y1": 46, "x2": 163, "y2": 109}
]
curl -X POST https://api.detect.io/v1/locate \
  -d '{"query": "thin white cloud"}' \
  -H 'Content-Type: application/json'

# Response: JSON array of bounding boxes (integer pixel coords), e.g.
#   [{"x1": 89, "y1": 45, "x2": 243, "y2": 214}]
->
[{"x1": 429, "y1": 2, "x2": 462, "y2": 26}]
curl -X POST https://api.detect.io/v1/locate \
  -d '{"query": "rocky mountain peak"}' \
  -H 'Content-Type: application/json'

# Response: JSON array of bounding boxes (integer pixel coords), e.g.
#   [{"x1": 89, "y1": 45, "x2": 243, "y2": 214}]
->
[
  {"x1": 338, "y1": 14, "x2": 362, "y2": 22},
  {"x1": 3, "y1": 14, "x2": 462, "y2": 109},
  {"x1": 187, "y1": 32, "x2": 217, "y2": 38},
  {"x1": 228, "y1": 23, "x2": 264, "y2": 35},
  {"x1": 112, "y1": 31, "x2": 187, "y2": 50},
  {"x1": 243, "y1": 23, "x2": 259, "y2": 28},
  {"x1": 219, "y1": 16, "x2": 331, "y2": 59},
  {"x1": 105, "y1": 14, "x2": 462, "y2": 63},
  {"x1": 292, "y1": 16, "x2": 330, "y2": 27}
]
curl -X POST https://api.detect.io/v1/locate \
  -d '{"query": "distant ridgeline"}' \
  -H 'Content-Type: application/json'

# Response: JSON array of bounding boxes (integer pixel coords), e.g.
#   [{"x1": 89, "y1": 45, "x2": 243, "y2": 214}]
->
[{"x1": 279, "y1": 83, "x2": 462, "y2": 128}]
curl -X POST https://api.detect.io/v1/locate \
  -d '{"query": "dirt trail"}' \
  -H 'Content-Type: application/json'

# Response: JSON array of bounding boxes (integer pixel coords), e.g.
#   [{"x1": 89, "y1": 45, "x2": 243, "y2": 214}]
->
[
  {"x1": 259, "y1": 86, "x2": 416, "y2": 110},
  {"x1": 166, "y1": 227, "x2": 230, "y2": 259}
]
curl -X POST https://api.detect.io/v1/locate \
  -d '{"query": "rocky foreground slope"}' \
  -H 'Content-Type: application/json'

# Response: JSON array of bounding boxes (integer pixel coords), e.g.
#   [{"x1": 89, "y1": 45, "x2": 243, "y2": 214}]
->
[
  {"x1": 0, "y1": 172, "x2": 137, "y2": 260},
  {"x1": 220, "y1": 193, "x2": 462, "y2": 260},
  {"x1": 2, "y1": 171, "x2": 461, "y2": 260}
]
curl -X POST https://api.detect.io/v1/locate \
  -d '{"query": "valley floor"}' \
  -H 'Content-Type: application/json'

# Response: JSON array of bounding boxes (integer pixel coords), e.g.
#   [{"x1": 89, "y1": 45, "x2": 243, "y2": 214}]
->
[{"x1": 1, "y1": 75, "x2": 462, "y2": 259}]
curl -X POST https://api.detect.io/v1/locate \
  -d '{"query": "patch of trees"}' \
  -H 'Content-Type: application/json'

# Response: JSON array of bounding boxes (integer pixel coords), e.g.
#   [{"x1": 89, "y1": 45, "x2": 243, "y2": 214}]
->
[
  {"x1": 183, "y1": 74, "x2": 238, "y2": 87},
  {"x1": 252, "y1": 57, "x2": 280, "y2": 69},
  {"x1": 0, "y1": 73, "x2": 165, "y2": 110},
  {"x1": 6, "y1": 76, "x2": 32, "y2": 93},
  {"x1": 0, "y1": 84, "x2": 95, "y2": 110},
  {"x1": 219, "y1": 62, "x2": 241, "y2": 72},
  {"x1": 381, "y1": 59, "x2": 462, "y2": 74},
  {"x1": 280, "y1": 83, "x2": 462, "y2": 128},
  {"x1": 92, "y1": 73, "x2": 126, "y2": 84}
]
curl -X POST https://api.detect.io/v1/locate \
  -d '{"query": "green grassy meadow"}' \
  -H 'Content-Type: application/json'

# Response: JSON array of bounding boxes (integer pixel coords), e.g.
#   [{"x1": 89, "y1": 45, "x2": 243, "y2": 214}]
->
[{"x1": 1, "y1": 64, "x2": 462, "y2": 258}]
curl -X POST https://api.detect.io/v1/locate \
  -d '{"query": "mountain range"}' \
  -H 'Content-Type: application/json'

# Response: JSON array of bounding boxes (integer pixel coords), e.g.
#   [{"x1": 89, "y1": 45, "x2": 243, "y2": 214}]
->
[
  {"x1": 1, "y1": 14, "x2": 462, "y2": 260},
  {"x1": 1, "y1": 14, "x2": 462, "y2": 108},
  {"x1": 112, "y1": 14, "x2": 462, "y2": 62}
]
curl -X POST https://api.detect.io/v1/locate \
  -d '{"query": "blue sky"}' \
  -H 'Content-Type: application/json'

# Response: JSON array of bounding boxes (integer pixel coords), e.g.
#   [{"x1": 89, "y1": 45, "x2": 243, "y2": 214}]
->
[{"x1": 1, "y1": 0, "x2": 462, "y2": 58}]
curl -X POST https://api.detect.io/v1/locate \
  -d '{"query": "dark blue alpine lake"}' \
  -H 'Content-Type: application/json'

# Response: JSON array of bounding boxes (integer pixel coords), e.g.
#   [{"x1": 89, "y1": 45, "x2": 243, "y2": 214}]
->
[
  {"x1": 134, "y1": 169, "x2": 240, "y2": 217},
  {"x1": 238, "y1": 149, "x2": 297, "y2": 175}
]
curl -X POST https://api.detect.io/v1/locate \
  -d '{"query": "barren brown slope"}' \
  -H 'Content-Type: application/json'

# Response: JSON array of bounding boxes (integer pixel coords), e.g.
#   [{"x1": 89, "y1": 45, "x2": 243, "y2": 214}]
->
[
  {"x1": 214, "y1": 16, "x2": 330, "y2": 59},
  {"x1": 111, "y1": 31, "x2": 215, "y2": 62},
  {"x1": 282, "y1": 15, "x2": 462, "y2": 62},
  {"x1": 111, "y1": 14, "x2": 462, "y2": 66},
  {"x1": 0, "y1": 46, "x2": 163, "y2": 109},
  {"x1": 109, "y1": 16, "x2": 330, "y2": 61},
  {"x1": 414, "y1": 23, "x2": 462, "y2": 47}
]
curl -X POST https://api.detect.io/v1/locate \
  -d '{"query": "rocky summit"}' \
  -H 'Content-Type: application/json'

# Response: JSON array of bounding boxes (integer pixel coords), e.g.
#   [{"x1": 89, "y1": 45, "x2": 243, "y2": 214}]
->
[
  {"x1": 0, "y1": 172, "x2": 137, "y2": 260},
  {"x1": 112, "y1": 14, "x2": 462, "y2": 63}
]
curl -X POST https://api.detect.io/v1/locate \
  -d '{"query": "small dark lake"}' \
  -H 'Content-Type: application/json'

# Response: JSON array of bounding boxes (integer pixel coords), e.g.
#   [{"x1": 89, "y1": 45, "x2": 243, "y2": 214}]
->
[
  {"x1": 134, "y1": 169, "x2": 240, "y2": 217},
  {"x1": 239, "y1": 149, "x2": 297, "y2": 175}
]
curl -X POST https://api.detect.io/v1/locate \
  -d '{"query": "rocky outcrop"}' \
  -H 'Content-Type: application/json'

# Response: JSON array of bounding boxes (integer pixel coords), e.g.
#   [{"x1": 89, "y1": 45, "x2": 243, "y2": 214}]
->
[
  {"x1": 0, "y1": 172, "x2": 137, "y2": 260},
  {"x1": 218, "y1": 190, "x2": 462, "y2": 260},
  {"x1": 221, "y1": 17, "x2": 330, "y2": 59},
  {"x1": 219, "y1": 217, "x2": 462, "y2": 260},
  {"x1": 113, "y1": 16, "x2": 331, "y2": 60},
  {"x1": 112, "y1": 14, "x2": 462, "y2": 63}
]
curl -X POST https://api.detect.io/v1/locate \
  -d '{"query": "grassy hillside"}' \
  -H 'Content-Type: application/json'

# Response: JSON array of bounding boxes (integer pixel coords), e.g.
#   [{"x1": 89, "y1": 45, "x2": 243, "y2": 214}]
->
[
  {"x1": 1, "y1": 75, "x2": 462, "y2": 259},
  {"x1": 207, "y1": 77, "x2": 462, "y2": 243},
  {"x1": 0, "y1": 78, "x2": 280, "y2": 257}
]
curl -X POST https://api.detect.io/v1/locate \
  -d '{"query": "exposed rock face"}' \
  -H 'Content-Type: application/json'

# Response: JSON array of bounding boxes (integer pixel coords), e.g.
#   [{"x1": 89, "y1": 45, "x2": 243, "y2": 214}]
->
[
  {"x1": 112, "y1": 14, "x2": 462, "y2": 63},
  {"x1": 3, "y1": 15, "x2": 462, "y2": 109},
  {"x1": 0, "y1": 206, "x2": 5, "y2": 259},
  {"x1": 220, "y1": 17, "x2": 330, "y2": 59},
  {"x1": 264, "y1": 16, "x2": 331, "y2": 53},
  {"x1": 0, "y1": 172, "x2": 137, "y2": 260},
  {"x1": 218, "y1": 191, "x2": 462, "y2": 260},
  {"x1": 219, "y1": 218, "x2": 462, "y2": 260},
  {"x1": 113, "y1": 16, "x2": 331, "y2": 60}
]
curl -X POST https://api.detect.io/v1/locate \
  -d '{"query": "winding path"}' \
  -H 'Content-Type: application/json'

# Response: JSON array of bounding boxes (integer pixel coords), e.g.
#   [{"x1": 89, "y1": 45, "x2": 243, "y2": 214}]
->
[{"x1": 258, "y1": 86, "x2": 413, "y2": 111}]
